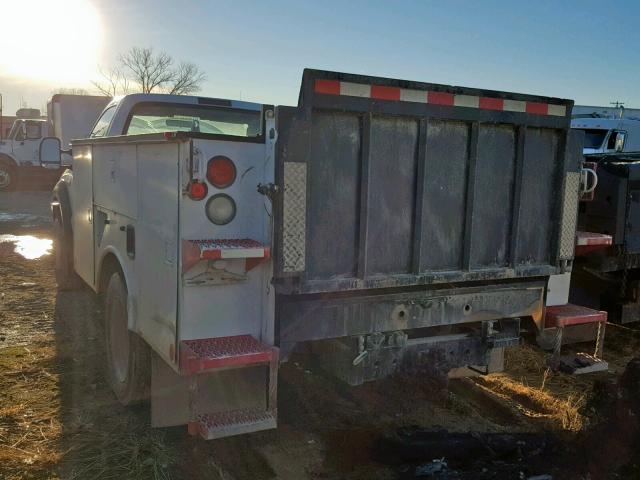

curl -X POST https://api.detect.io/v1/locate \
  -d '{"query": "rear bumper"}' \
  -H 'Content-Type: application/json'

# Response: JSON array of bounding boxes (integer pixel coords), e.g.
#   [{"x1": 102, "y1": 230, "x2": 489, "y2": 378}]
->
[{"x1": 276, "y1": 279, "x2": 545, "y2": 345}]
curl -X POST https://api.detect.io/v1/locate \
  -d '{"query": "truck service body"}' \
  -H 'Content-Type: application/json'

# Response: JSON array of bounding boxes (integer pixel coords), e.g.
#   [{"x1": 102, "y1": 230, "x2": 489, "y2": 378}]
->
[
  {"x1": 0, "y1": 94, "x2": 109, "y2": 190},
  {"x1": 571, "y1": 107, "x2": 640, "y2": 324},
  {"x1": 45, "y1": 70, "x2": 584, "y2": 439}
]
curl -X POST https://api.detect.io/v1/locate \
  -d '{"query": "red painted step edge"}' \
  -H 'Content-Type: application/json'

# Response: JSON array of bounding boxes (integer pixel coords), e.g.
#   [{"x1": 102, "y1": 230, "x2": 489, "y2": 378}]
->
[
  {"x1": 545, "y1": 304, "x2": 607, "y2": 329},
  {"x1": 180, "y1": 335, "x2": 276, "y2": 375},
  {"x1": 575, "y1": 231, "x2": 612, "y2": 256}
]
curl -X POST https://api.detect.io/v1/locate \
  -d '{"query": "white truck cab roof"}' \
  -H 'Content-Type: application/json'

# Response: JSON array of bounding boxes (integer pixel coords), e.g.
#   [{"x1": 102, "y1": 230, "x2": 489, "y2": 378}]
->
[
  {"x1": 571, "y1": 115, "x2": 640, "y2": 155},
  {"x1": 92, "y1": 93, "x2": 263, "y2": 139}
]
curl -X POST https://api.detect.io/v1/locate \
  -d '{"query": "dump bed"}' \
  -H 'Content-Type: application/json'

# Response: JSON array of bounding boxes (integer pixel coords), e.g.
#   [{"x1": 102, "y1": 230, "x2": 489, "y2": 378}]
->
[{"x1": 274, "y1": 69, "x2": 581, "y2": 295}]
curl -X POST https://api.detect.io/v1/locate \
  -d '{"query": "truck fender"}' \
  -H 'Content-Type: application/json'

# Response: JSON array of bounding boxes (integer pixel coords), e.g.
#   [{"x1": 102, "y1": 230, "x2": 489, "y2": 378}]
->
[
  {"x1": 0, "y1": 153, "x2": 18, "y2": 167},
  {"x1": 97, "y1": 247, "x2": 138, "y2": 331},
  {"x1": 52, "y1": 180, "x2": 73, "y2": 234}
]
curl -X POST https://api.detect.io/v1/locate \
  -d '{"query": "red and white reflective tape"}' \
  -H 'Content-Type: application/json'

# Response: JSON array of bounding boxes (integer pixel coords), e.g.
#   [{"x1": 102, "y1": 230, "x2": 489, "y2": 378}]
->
[
  {"x1": 191, "y1": 239, "x2": 269, "y2": 260},
  {"x1": 182, "y1": 239, "x2": 270, "y2": 273},
  {"x1": 314, "y1": 79, "x2": 566, "y2": 117}
]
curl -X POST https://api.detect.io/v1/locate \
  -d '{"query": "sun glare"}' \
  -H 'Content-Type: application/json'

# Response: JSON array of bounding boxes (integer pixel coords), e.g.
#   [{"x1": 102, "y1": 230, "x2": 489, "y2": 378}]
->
[{"x1": 0, "y1": 0, "x2": 103, "y2": 84}]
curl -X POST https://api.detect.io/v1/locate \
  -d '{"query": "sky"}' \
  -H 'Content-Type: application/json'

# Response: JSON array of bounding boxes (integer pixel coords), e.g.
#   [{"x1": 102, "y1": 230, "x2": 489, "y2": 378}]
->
[{"x1": 0, "y1": 0, "x2": 639, "y2": 115}]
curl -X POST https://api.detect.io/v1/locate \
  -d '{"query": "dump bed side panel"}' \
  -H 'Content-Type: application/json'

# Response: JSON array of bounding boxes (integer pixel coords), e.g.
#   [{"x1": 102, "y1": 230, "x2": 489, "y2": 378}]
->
[{"x1": 274, "y1": 70, "x2": 578, "y2": 295}]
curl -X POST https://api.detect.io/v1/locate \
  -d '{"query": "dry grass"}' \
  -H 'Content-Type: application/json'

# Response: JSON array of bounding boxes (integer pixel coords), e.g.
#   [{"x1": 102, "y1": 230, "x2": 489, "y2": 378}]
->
[
  {"x1": 0, "y1": 341, "x2": 179, "y2": 480},
  {"x1": 475, "y1": 344, "x2": 587, "y2": 432},
  {"x1": 0, "y1": 343, "x2": 63, "y2": 479},
  {"x1": 478, "y1": 374, "x2": 586, "y2": 432},
  {"x1": 64, "y1": 428, "x2": 177, "y2": 480}
]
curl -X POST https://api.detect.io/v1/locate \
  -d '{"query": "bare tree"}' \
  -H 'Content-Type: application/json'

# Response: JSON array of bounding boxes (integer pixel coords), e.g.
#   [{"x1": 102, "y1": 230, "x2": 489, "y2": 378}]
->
[
  {"x1": 91, "y1": 66, "x2": 129, "y2": 97},
  {"x1": 119, "y1": 47, "x2": 174, "y2": 94},
  {"x1": 92, "y1": 47, "x2": 206, "y2": 96},
  {"x1": 168, "y1": 62, "x2": 206, "y2": 95}
]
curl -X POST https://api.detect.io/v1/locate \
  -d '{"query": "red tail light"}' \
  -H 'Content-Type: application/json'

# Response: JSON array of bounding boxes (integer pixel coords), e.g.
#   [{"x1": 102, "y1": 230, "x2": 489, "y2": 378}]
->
[
  {"x1": 187, "y1": 180, "x2": 208, "y2": 200},
  {"x1": 207, "y1": 156, "x2": 236, "y2": 189}
]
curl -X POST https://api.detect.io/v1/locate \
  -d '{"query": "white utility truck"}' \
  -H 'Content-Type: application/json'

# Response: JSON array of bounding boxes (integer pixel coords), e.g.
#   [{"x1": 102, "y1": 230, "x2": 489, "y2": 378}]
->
[
  {"x1": 571, "y1": 106, "x2": 640, "y2": 155},
  {"x1": 41, "y1": 69, "x2": 585, "y2": 439},
  {"x1": 0, "y1": 94, "x2": 109, "y2": 190}
]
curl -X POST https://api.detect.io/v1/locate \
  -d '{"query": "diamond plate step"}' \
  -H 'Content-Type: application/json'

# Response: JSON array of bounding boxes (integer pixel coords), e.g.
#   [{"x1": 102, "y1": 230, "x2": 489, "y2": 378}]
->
[
  {"x1": 180, "y1": 335, "x2": 278, "y2": 374},
  {"x1": 188, "y1": 408, "x2": 277, "y2": 440},
  {"x1": 551, "y1": 352, "x2": 608, "y2": 375}
]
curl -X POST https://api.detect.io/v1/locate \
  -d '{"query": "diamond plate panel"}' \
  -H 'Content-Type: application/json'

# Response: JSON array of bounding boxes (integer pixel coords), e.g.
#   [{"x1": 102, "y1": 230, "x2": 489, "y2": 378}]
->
[
  {"x1": 559, "y1": 171, "x2": 580, "y2": 260},
  {"x1": 282, "y1": 162, "x2": 307, "y2": 272}
]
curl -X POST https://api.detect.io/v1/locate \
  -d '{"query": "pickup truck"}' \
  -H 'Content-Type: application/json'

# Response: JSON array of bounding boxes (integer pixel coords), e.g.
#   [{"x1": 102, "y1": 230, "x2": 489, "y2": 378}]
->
[{"x1": 41, "y1": 69, "x2": 583, "y2": 440}]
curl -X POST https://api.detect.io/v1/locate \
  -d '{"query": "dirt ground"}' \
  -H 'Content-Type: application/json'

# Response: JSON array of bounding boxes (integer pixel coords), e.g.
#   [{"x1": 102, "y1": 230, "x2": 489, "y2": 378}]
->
[{"x1": 1, "y1": 190, "x2": 640, "y2": 480}]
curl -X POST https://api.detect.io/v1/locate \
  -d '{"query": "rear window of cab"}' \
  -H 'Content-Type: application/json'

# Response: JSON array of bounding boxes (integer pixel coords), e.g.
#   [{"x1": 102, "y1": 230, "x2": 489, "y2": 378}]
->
[{"x1": 124, "y1": 103, "x2": 262, "y2": 138}]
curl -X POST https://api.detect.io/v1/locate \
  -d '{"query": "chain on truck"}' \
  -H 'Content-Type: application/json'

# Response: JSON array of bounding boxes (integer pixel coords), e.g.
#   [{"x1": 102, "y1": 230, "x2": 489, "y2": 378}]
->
[{"x1": 40, "y1": 69, "x2": 587, "y2": 440}]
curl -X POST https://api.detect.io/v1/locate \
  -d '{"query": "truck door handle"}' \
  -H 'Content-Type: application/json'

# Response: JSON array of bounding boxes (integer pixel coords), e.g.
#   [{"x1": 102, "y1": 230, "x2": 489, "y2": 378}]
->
[{"x1": 126, "y1": 225, "x2": 135, "y2": 258}]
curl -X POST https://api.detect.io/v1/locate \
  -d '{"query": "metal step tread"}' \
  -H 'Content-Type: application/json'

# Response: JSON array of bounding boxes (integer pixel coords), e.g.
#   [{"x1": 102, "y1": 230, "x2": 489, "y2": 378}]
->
[
  {"x1": 180, "y1": 335, "x2": 277, "y2": 374},
  {"x1": 551, "y1": 352, "x2": 609, "y2": 375},
  {"x1": 187, "y1": 238, "x2": 270, "y2": 260},
  {"x1": 189, "y1": 408, "x2": 277, "y2": 440},
  {"x1": 545, "y1": 304, "x2": 607, "y2": 329}
]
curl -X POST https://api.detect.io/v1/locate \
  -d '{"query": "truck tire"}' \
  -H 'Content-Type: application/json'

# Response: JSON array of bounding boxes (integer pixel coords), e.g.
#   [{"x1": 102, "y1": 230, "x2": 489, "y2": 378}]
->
[
  {"x1": 0, "y1": 160, "x2": 15, "y2": 191},
  {"x1": 53, "y1": 216, "x2": 82, "y2": 290},
  {"x1": 104, "y1": 272, "x2": 150, "y2": 405}
]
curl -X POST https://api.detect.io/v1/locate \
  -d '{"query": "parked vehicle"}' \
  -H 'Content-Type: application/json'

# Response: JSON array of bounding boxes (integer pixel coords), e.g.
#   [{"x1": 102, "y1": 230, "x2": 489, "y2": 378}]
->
[
  {"x1": 0, "y1": 94, "x2": 109, "y2": 190},
  {"x1": 573, "y1": 163, "x2": 640, "y2": 323},
  {"x1": 571, "y1": 107, "x2": 640, "y2": 156},
  {"x1": 41, "y1": 69, "x2": 584, "y2": 439}
]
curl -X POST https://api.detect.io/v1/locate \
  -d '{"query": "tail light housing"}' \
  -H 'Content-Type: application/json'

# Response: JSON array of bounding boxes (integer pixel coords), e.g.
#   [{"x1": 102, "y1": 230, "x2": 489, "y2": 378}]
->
[
  {"x1": 207, "y1": 156, "x2": 236, "y2": 189},
  {"x1": 187, "y1": 180, "x2": 208, "y2": 200},
  {"x1": 205, "y1": 194, "x2": 236, "y2": 225}
]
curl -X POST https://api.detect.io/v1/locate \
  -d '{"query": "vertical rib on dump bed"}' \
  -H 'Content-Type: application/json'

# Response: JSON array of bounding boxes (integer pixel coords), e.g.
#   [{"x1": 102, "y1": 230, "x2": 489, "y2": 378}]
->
[{"x1": 274, "y1": 69, "x2": 579, "y2": 295}]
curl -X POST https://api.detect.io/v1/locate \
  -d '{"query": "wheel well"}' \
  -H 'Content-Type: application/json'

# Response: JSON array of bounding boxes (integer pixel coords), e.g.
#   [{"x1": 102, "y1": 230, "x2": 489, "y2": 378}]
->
[
  {"x1": 98, "y1": 253, "x2": 125, "y2": 294},
  {"x1": 0, "y1": 154, "x2": 17, "y2": 168},
  {"x1": 52, "y1": 181, "x2": 72, "y2": 229}
]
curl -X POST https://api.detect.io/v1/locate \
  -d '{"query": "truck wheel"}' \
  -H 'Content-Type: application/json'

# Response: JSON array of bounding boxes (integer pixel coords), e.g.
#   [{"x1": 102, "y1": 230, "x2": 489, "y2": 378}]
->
[
  {"x1": 105, "y1": 272, "x2": 150, "y2": 405},
  {"x1": 53, "y1": 217, "x2": 81, "y2": 290},
  {"x1": 0, "y1": 161, "x2": 15, "y2": 191}
]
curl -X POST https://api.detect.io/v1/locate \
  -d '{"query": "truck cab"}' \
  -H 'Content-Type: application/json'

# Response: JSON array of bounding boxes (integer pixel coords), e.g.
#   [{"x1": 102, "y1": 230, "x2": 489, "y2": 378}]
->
[
  {"x1": 0, "y1": 95, "x2": 109, "y2": 190},
  {"x1": 0, "y1": 118, "x2": 48, "y2": 189},
  {"x1": 571, "y1": 116, "x2": 640, "y2": 155}
]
